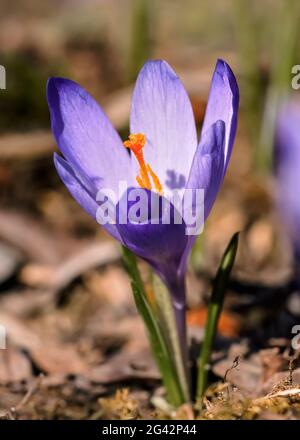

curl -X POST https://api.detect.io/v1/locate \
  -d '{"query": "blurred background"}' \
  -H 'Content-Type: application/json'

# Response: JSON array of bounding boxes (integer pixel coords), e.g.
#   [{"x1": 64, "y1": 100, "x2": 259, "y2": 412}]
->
[{"x1": 0, "y1": 0, "x2": 300, "y2": 419}]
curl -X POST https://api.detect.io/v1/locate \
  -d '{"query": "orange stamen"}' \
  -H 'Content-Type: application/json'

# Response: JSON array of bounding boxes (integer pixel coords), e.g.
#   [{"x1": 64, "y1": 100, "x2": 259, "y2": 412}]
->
[
  {"x1": 123, "y1": 133, "x2": 163, "y2": 194},
  {"x1": 147, "y1": 164, "x2": 164, "y2": 194}
]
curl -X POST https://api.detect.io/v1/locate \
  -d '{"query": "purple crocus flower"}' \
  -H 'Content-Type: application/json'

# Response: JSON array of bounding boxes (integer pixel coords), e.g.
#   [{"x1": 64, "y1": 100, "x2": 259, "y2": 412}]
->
[
  {"x1": 275, "y1": 101, "x2": 300, "y2": 260},
  {"x1": 47, "y1": 59, "x2": 239, "y2": 349}
]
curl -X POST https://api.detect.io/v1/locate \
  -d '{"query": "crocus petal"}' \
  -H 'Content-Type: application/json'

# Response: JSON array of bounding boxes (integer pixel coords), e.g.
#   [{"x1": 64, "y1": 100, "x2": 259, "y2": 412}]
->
[
  {"x1": 130, "y1": 60, "x2": 198, "y2": 194},
  {"x1": 201, "y1": 59, "x2": 239, "y2": 171},
  {"x1": 47, "y1": 78, "x2": 134, "y2": 194},
  {"x1": 116, "y1": 187, "x2": 188, "y2": 291},
  {"x1": 179, "y1": 121, "x2": 225, "y2": 277},
  {"x1": 177, "y1": 60, "x2": 239, "y2": 275},
  {"x1": 275, "y1": 102, "x2": 300, "y2": 254},
  {"x1": 54, "y1": 153, "x2": 122, "y2": 242},
  {"x1": 185, "y1": 120, "x2": 225, "y2": 220}
]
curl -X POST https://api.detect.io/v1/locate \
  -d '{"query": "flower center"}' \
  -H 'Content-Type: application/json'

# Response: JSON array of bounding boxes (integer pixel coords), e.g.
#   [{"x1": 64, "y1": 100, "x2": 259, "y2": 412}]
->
[{"x1": 123, "y1": 133, "x2": 163, "y2": 194}]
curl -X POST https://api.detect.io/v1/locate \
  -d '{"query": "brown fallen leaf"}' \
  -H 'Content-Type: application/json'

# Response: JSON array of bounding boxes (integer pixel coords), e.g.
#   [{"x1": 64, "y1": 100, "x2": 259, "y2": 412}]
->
[
  {"x1": 0, "y1": 312, "x2": 87, "y2": 375},
  {"x1": 29, "y1": 344, "x2": 87, "y2": 375},
  {"x1": 0, "y1": 347, "x2": 32, "y2": 383},
  {"x1": 246, "y1": 218, "x2": 275, "y2": 266},
  {"x1": 86, "y1": 315, "x2": 148, "y2": 354},
  {"x1": 261, "y1": 368, "x2": 300, "y2": 395},
  {"x1": 260, "y1": 347, "x2": 288, "y2": 383},
  {"x1": 85, "y1": 265, "x2": 132, "y2": 307},
  {"x1": 19, "y1": 241, "x2": 121, "y2": 294},
  {"x1": 87, "y1": 350, "x2": 159, "y2": 384},
  {"x1": 0, "y1": 131, "x2": 55, "y2": 161},
  {"x1": 0, "y1": 242, "x2": 23, "y2": 284},
  {"x1": 0, "y1": 289, "x2": 52, "y2": 319},
  {"x1": 0, "y1": 210, "x2": 62, "y2": 263},
  {"x1": 213, "y1": 352, "x2": 262, "y2": 396}
]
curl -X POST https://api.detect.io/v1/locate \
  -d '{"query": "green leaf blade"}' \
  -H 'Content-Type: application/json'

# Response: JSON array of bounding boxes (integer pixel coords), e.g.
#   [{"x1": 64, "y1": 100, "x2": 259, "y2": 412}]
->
[
  {"x1": 122, "y1": 246, "x2": 185, "y2": 407},
  {"x1": 196, "y1": 232, "x2": 239, "y2": 399}
]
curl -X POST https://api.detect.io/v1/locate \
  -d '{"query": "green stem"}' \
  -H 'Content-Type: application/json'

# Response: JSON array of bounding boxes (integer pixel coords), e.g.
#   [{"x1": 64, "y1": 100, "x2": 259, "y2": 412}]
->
[
  {"x1": 153, "y1": 275, "x2": 190, "y2": 402},
  {"x1": 233, "y1": 0, "x2": 264, "y2": 159},
  {"x1": 122, "y1": 246, "x2": 185, "y2": 406},
  {"x1": 128, "y1": 0, "x2": 152, "y2": 81},
  {"x1": 197, "y1": 233, "x2": 239, "y2": 398}
]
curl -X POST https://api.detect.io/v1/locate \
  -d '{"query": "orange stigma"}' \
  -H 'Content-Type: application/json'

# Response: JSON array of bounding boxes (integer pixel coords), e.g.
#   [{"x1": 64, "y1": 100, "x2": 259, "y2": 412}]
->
[{"x1": 123, "y1": 133, "x2": 163, "y2": 194}]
